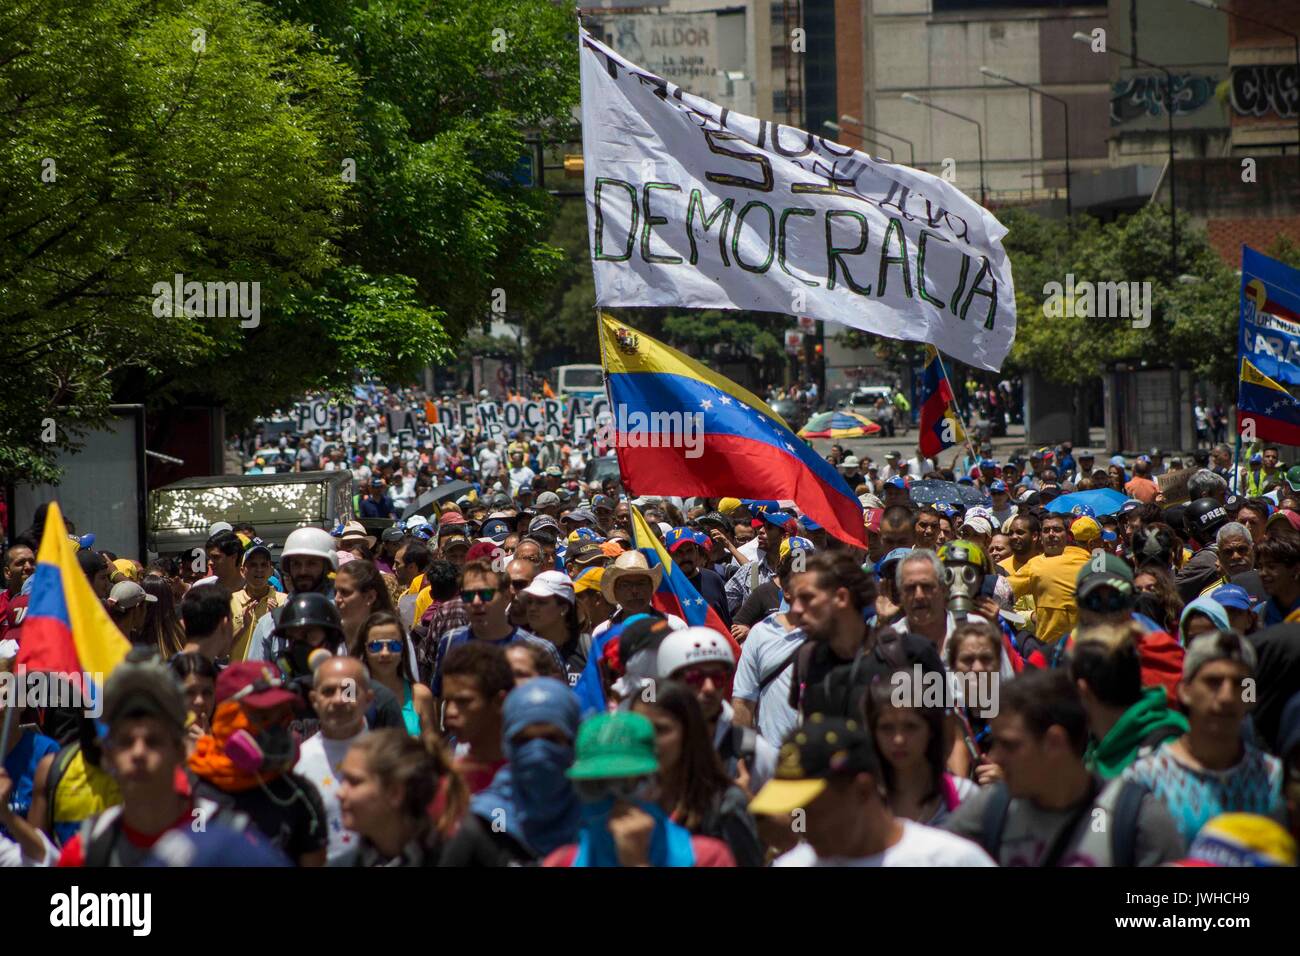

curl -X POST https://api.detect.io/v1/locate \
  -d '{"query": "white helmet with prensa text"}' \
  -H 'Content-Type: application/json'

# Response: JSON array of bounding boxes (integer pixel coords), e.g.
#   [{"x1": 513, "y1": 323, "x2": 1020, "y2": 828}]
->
[
  {"x1": 656, "y1": 627, "x2": 735, "y2": 680},
  {"x1": 281, "y1": 527, "x2": 338, "y2": 570}
]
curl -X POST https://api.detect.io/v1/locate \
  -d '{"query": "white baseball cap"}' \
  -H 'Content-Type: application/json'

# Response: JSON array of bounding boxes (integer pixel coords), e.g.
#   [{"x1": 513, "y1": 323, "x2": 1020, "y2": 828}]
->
[{"x1": 521, "y1": 570, "x2": 575, "y2": 605}]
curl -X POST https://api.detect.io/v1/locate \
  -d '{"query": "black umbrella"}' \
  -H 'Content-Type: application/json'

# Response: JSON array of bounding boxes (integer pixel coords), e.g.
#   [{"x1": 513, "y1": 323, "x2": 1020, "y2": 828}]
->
[
  {"x1": 400, "y1": 480, "x2": 476, "y2": 521},
  {"x1": 908, "y1": 479, "x2": 987, "y2": 508}
]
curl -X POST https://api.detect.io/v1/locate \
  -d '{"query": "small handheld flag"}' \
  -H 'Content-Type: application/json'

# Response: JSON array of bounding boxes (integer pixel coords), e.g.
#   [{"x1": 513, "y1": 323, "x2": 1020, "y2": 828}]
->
[
  {"x1": 918, "y1": 345, "x2": 967, "y2": 458},
  {"x1": 630, "y1": 505, "x2": 738, "y2": 656},
  {"x1": 15, "y1": 501, "x2": 131, "y2": 698}
]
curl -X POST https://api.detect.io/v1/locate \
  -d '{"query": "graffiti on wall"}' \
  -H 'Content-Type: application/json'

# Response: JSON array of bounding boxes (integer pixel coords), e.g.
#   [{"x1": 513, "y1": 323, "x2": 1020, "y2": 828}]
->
[
  {"x1": 1230, "y1": 64, "x2": 1298, "y2": 120},
  {"x1": 1110, "y1": 73, "x2": 1217, "y2": 123}
]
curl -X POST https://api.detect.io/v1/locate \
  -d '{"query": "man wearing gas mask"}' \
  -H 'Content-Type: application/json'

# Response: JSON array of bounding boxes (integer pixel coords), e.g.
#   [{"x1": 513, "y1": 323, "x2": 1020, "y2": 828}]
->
[
  {"x1": 889, "y1": 543, "x2": 1022, "y2": 680},
  {"x1": 189, "y1": 661, "x2": 328, "y2": 866}
]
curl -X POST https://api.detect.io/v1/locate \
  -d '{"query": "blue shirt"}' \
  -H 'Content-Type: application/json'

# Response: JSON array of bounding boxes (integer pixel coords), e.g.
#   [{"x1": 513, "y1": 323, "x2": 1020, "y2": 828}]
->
[
  {"x1": 430, "y1": 625, "x2": 563, "y2": 697},
  {"x1": 2, "y1": 729, "x2": 59, "y2": 840},
  {"x1": 360, "y1": 496, "x2": 397, "y2": 519}
]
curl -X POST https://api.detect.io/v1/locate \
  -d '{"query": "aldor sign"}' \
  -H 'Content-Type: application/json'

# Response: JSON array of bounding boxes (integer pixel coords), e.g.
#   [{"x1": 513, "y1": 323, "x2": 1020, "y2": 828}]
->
[{"x1": 579, "y1": 28, "x2": 1016, "y2": 372}]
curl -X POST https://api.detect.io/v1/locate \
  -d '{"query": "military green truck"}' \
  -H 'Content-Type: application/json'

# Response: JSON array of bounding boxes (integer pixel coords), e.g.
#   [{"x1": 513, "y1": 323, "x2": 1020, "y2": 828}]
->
[{"x1": 148, "y1": 471, "x2": 354, "y2": 561}]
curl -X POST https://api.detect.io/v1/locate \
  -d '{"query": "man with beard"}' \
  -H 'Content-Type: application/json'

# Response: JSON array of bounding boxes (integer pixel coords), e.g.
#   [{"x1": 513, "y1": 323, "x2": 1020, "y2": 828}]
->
[
  {"x1": 913, "y1": 507, "x2": 942, "y2": 551},
  {"x1": 787, "y1": 552, "x2": 942, "y2": 719},
  {"x1": 247, "y1": 527, "x2": 337, "y2": 664},
  {"x1": 999, "y1": 513, "x2": 1042, "y2": 575},
  {"x1": 724, "y1": 512, "x2": 794, "y2": 616},
  {"x1": 664, "y1": 528, "x2": 730, "y2": 627}
]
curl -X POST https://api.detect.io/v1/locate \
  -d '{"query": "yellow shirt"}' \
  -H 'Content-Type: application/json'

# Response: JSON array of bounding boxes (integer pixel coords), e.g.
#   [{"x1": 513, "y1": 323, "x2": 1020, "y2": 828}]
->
[
  {"x1": 1009, "y1": 546, "x2": 1091, "y2": 644},
  {"x1": 998, "y1": 554, "x2": 1036, "y2": 576},
  {"x1": 231, "y1": 588, "x2": 286, "y2": 661}
]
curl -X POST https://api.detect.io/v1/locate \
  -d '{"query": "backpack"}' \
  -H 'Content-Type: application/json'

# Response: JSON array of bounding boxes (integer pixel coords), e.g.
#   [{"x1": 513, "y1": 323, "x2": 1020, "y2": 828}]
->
[
  {"x1": 974, "y1": 779, "x2": 1149, "y2": 866},
  {"x1": 799, "y1": 629, "x2": 912, "y2": 719},
  {"x1": 80, "y1": 797, "x2": 250, "y2": 867}
]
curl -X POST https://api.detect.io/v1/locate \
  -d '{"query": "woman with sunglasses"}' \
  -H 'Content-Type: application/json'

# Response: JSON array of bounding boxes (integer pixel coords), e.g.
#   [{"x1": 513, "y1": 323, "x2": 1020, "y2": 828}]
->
[
  {"x1": 351, "y1": 612, "x2": 434, "y2": 737},
  {"x1": 334, "y1": 559, "x2": 397, "y2": 646},
  {"x1": 630, "y1": 681, "x2": 764, "y2": 866}
]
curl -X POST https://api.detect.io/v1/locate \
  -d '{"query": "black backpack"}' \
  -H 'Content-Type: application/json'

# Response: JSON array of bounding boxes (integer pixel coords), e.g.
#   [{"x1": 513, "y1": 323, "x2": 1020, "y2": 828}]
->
[{"x1": 799, "y1": 630, "x2": 913, "y2": 719}]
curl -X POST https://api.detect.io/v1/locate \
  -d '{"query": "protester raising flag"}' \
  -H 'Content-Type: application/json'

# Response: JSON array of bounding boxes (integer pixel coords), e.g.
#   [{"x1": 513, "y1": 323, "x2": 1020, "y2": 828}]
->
[
  {"x1": 579, "y1": 28, "x2": 1016, "y2": 372},
  {"x1": 599, "y1": 314, "x2": 866, "y2": 547},
  {"x1": 630, "y1": 505, "x2": 737, "y2": 655},
  {"x1": 918, "y1": 344, "x2": 967, "y2": 458},
  {"x1": 14, "y1": 501, "x2": 131, "y2": 696}
]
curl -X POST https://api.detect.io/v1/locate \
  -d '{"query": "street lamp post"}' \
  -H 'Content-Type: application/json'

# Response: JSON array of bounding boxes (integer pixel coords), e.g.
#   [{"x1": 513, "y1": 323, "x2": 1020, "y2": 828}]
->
[
  {"x1": 839, "y1": 114, "x2": 917, "y2": 167},
  {"x1": 1187, "y1": 0, "x2": 1300, "y2": 178},
  {"x1": 822, "y1": 121, "x2": 896, "y2": 161},
  {"x1": 901, "y1": 93, "x2": 986, "y2": 205},
  {"x1": 1073, "y1": 32, "x2": 1178, "y2": 279},
  {"x1": 979, "y1": 66, "x2": 1074, "y2": 230}
]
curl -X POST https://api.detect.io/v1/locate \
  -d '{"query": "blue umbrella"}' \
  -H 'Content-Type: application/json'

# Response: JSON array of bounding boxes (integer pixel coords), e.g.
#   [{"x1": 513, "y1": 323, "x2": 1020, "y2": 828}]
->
[{"x1": 1044, "y1": 488, "x2": 1130, "y2": 517}]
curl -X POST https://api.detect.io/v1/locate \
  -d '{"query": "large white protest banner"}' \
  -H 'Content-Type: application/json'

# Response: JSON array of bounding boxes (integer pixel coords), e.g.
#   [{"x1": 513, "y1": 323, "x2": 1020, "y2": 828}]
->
[{"x1": 579, "y1": 29, "x2": 1016, "y2": 371}]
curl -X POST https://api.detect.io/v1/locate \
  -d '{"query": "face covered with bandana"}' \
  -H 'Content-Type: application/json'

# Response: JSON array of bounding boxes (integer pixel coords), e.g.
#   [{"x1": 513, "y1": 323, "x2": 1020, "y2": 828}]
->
[{"x1": 471, "y1": 677, "x2": 581, "y2": 857}]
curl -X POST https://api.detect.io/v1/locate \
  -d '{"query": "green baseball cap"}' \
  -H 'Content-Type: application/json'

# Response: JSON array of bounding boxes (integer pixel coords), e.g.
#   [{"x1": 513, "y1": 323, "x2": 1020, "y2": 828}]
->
[
  {"x1": 567, "y1": 712, "x2": 659, "y2": 780},
  {"x1": 1285, "y1": 465, "x2": 1300, "y2": 493},
  {"x1": 1075, "y1": 550, "x2": 1135, "y2": 599}
]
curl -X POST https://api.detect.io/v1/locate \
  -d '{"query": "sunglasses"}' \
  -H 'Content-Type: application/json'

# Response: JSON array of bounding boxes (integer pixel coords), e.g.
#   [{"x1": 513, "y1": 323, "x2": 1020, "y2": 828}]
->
[
  {"x1": 678, "y1": 666, "x2": 732, "y2": 690},
  {"x1": 367, "y1": 639, "x2": 404, "y2": 654},
  {"x1": 460, "y1": 588, "x2": 498, "y2": 605}
]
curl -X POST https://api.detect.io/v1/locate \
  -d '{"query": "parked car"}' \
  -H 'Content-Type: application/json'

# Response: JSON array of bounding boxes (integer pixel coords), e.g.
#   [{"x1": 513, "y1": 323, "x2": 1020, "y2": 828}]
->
[
  {"x1": 848, "y1": 386, "x2": 908, "y2": 435},
  {"x1": 769, "y1": 398, "x2": 809, "y2": 433}
]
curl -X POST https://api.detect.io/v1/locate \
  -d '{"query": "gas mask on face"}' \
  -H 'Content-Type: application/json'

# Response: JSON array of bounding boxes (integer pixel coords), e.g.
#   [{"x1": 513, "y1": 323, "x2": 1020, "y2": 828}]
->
[
  {"x1": 225, "y1": 722, "x2": 298, "y2": 776},
  {"x1": 944, "y1": 563, "x2": 981, "y2": 622}
]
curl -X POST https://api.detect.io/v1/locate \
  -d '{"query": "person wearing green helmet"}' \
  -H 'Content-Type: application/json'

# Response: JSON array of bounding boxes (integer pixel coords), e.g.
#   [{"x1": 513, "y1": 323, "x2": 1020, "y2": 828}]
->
[{"x1": 542, "y1": 712, "x2": 735, "y2": 867}]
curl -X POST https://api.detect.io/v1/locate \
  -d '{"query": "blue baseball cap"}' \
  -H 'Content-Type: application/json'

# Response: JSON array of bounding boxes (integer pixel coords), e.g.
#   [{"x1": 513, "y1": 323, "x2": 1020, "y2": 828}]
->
[
  {"x1": 1210, "y1": 584, "x2": 1253, "y2": 612},
  {"x1": 1110, "y1": 454, "x2": 1126, "y2": 467},
  {"x1": 957, "y1": 476, "x2": 974, "y2": 485},
  {"x1": 979, "y1": 459, "x2": 998, "y2": 471},
  {"x1": 761, "y1": 511, "x2": 798, "y2": 531},
  {"x1": 990, "y1": 479, "x2": 1008, "y2": 493},
  {"x1": 480, "y1": 518, "x2": 512, "y2": 542},
  {"x1": 800, "y1": 516, "x2": 822, "y2": 533},
  {"x1": 1251, "y1": 453, "x2": 1263, "y2": 465},
  {"x1": 1100, "y1": 530, "x2": 1117, "y2": 542},
  {"x1": 743, "y1": 499, "x2": 780, "y2": 514},
  {"x1": 885, "y1": 476, "x2": 908, "y2": 490},
  {"x1": 874, "y1": 547, "x2": 914, "y2": 578}
]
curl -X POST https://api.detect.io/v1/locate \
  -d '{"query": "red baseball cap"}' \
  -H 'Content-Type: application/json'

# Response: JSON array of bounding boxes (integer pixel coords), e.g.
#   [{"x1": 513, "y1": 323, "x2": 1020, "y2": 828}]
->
[{"x1": 215, "y1": 662, "x2": 299, "y2": 709}]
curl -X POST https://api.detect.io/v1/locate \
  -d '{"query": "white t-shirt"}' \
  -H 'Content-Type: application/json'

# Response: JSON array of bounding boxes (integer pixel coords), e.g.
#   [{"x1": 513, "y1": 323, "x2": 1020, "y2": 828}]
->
[
  {"x1": 295, "y1": 729, "x2": 367, "y2": 866},
  {"x1": 773, "y1": 820, "x2": 996, "y2": 867},
  {"x1": 732, "y1": 613, "x2": 804, "y2": 748},
  {"x1": 477, "y1": 447, "x2": 502, "y2": 475},
  {"x1": 508, "y1": 465, "x2": 536, "y2": 495}
]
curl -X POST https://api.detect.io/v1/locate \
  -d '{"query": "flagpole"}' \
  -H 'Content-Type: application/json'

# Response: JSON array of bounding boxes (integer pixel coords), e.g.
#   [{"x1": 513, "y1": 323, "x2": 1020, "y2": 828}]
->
[{"x1": 935, "y1": 346, "x2": 979, "y2": 471}]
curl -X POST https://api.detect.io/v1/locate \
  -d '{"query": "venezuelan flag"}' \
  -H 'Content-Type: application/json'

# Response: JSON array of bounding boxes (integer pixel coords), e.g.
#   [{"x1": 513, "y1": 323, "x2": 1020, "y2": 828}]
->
[
  {"x1": 599, "y1": 314, "x2": 865, "y2": 547},
  {"x1": 631, "y1": 505, "x2": 739, "y2": 656},
  {"x1": 1238, "y1": 357, "x2": 1300, "y2": 446},
  {"x1": 918, "y1": 345, "x2": 967, "y2": 458},
  {"x1": 15, "y1": 502, "x2": 131, "y2": 696}
]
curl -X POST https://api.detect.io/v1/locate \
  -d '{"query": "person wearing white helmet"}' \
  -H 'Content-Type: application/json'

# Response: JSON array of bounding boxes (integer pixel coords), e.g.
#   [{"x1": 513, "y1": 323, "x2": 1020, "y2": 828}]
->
[
  {"x1": 656, "y1": 627, "x2": 777, "y2": 795},
  {"x1": 246, "y1": 526, "x2": 337, "y2": 664}
]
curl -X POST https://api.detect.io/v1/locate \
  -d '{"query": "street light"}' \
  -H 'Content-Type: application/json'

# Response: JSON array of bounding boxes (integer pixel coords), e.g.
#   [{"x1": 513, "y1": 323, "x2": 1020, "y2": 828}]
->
[
  {"x1": 1186, "y1": 0, "x2": 1300, "y2": 177},
  {"x1": 840, "y1": 114, "x2": 916, "y2": 167},
  {"x1": 823, "y1": 121, "x2": 896, "y2": 162},
  {"x1": 979, "y1": 66, "x2": 1073, "y2": 227},
  {"x1": 901, "y1": 93, "x2": 986, "y2": 204},
  {"x1": 1074, "y1": 31, "x2": 1178, "y2": 279}
]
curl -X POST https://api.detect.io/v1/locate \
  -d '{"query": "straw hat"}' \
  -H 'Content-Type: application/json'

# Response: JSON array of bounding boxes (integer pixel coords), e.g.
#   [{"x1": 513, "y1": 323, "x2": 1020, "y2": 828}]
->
[{"x1": 600, "y1": 550, "x2": 663, "y2": 605}]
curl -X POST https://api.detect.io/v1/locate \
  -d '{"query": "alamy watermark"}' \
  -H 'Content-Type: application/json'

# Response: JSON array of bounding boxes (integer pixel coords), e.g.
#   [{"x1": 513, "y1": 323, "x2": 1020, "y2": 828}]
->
[
  {"x1": 151, "y1": 273, "x2": 260, "y2": 328},
  {"x1": 1041, "y1": 274, "x2": 1151, "y2": 329},
  {"x1": 593, "y1": 403, "x2": 705, "y2": 459},
  {"x1": 890, "y1": 664, "x2": 999, "y2": 717},
  {"x1": 0, "y1": 670, "x2": 103, "y2": 718}
]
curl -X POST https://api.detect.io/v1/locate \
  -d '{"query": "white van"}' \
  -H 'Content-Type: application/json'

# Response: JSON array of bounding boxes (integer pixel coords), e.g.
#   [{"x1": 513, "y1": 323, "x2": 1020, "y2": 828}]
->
[{"x1": 555, "y1": 364, "x2": 605, "y2": 400}]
